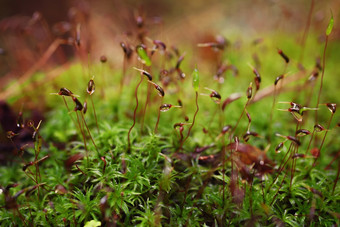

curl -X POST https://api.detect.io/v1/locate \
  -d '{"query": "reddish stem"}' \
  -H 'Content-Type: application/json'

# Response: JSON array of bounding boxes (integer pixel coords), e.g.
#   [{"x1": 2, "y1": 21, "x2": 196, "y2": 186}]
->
[
  {"x1": 312, "y1": 113, "x2": 334, "y2": 168},
  {"x1": 90, "y1": 95, "x2": 100, "y2": 134},
  {"x1": 178, "y1": 91, "x2": 199, "y2": 151},
  {"x1": 315, "y1": 35, "x2": 329, "y2": 123},
  {"x1": 154, "y1": 98, "x2": 163, "y2": 134},
  {"x1": 128, "y1": 76, "x2": 143, "y2": 151}
]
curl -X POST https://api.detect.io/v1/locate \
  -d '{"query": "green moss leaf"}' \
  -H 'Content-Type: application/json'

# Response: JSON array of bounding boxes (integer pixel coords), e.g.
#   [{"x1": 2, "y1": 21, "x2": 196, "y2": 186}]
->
[
  {"x1": 136, "y1": 45, "x2": 151, "y2": 66},
  {"x1": 192, "y1": 67, "x2": 199, "y2": 91},
  {"x1": 326, "y1": 12, "x2": 334, "y2": 36},
  {"x1": 84, "y1": 220, "x2": 101, "y2": 227}
]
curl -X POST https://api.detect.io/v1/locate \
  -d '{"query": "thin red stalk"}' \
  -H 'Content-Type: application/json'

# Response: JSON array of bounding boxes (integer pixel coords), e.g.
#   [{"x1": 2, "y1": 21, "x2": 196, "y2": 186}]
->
[
  {"x1": 290, "y1": 122, "x2": 301, "y2": 190},
  {"x1": 128, "y1": 76, "x2": 143, "y2": 151},
  {"x1": 62, "y1": 97, "x2": 78, "y2": 131},
  {"x1": 75, "y1": 164, "x2": 87, "y2": 176},
  {"x1": 178, "y1": 91, "x2": 199, "y2": 150},
  {"x1": 76, "y1": 111, "x2": 88, "y2": 161},
  {"x1": 268, "y1": 86, "x2": 277, "y2": 142},
  {"x1": 222, "y1": 145, "x2": 226, "y2": 205},
  {"x1": 154, "y1": 97, "x2": 163, "y2": 134},
  {"x1": 141, "y1": 82, "x2": 151, "y2": 133},
  {"x1": 290, "y1": 145, "x2": 298, "y2": 190},
  {"x1": 305, "y1": 128, "x2": 315, "y2": 155},
  {"x1": 315, "y1": 35, "x2": 329, "y2": 123},
  {"x1": 312, "y1": 113, "x2": 334, "y2": 168},
  {"x1": 90, "y1": 95, "x2": 100, "y2": 134},
  {"x1": 80, "y1": 112, "x2": 99, "y2": 155},
  {"x1": 267, "y1": 142, "x2": 293, "y2": 192},
  {"x1": 231, "y1": 99, "x2": 250, "y2": 139},
  {"x1": 325, "y1": 151, "x2": 340, "y2": 170}
]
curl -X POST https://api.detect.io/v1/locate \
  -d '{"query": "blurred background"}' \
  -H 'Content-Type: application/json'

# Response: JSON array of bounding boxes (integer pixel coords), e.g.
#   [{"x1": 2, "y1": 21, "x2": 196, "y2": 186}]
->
[{"x1": 0, "y1": 0, "x2": 339, "y2": 79}]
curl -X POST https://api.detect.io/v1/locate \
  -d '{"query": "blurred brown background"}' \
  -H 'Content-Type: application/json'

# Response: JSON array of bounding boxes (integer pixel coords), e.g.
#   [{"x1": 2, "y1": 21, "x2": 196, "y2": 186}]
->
[{"x1": 0, "y1": 0, "x2": 339, "y2": 88}]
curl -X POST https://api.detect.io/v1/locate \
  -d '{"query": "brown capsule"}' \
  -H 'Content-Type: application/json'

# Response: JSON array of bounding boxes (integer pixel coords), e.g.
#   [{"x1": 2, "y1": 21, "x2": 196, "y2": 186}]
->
[
  {"x1": 160, "y1": 103, "x2": 181, "y2": 112},
  {"x1": 100, "y1": 55, "x2": 107, "y2": 63},
  {"x1": 210, "y1": 90, "x2": 221, "y2": 103},
  {"x1": 243, "y1": 131, "x2": 259, "y2": 142},
  {"x1": 143, "y1": 71, "x2": 153, "y2": 81},
  {"x1": 296, "y1": 129, "x2": 311, "y2": 136},
  {"x1": 6, "y1": 131, "x2": 16, "y2": 139},
  {"x1": 155, "y1": 85, "x2": 165, "y2": 97},
  {"x1": 176, "y1": 55, "x2": 185, "y2": 69},
  {"x1": 174, "y1": 123, "x2": 184, "y2": 129},
  {"x1": 23, "y1": 161, "x2": 33, "y2": 171},
  {"x1": 214, "y1": 64, "x2": 228, "y2": 82},
  {"x1": 178, "y1": 99, "x2": 183, "y2": 107},
  {"x1": 314, "y1": 124, "x2": 325, "y2": 132},
  {"x1": 202, "y1": 128, "x2": 208, "y2": 134},
  {"x1": 177, "y1": 68, "x2": 185, "y2": 79},
  {"x1": 17, "y1": 112, "x2": 24, "y2": 128},
  {"x1": 87, "y1": 79, "x2": 95, "y2": 95},
  {"x1": 72, "y1": 97, "x2": 83, "y2": 111},
  {"x1": 136, "y1": 16, "x2": 144, "y2": 28},
  {"x1": 275, "y1": 142, "x2": 284, "y2": 153},
  {"x1": 252, "y1": 68, "x2": 261, "y2": 83},
  {"x1": 288, "y1": 102, "x2": 302, "y2": 113},
  {"x1": 292, "y1": 153, "x2": 306, "y2": 159},
  {"x1": 160, "y1": 104, "x2": 172, "y2": 112},
  {"x1": 148, "y1": 81, "x2": 164, "y2": 97},
  {"x1": 246, "y1": 111, "x2": 251, "y2": 123},
  {"x1": 315, "y1": 57, "x2": 322, "y2": 71},
  {"x1": 274, "y1": 75, "x2": 284, "y2": 85},
  {"x1": 153, "y1": 40, "x2": 166, "y2": 51},
  {"x1": 278, "y1": 49, "x2": 289, "y2": 63},
  {"x1": 326, "y1": 103, "x2": 336, "y2": 113},
  {"x1": 83, "y1": 101, "x2": 88, "y2": 114},
  {"x1": 246, "y1": 83, "x2": 253, "y2": 99},
  {"x1": 254, "y1": 77, "x2": 261, "y2": 91},
  {"x1": 58, "y1": 87, "x2": 74, "y2": 96},
  {"x1": 26, "y1": 120, "x2": 34, "y2": 128},
  {"x1": 120, "y1": 42, "x2": 133, "y2": 59},
  {"x1": 160, "y1": 69, "x2": 169, "y2": 78},
  {"x1": 222, "y1": 125, "x2": 231, "y2": 134},
  {"x1": 184, "y1": 116, "x2": 189, "y2": 122},
  {"x1": 308, "y1": 70, "x2": 319, "y2": 82},
  {"x1": 287, "y1": 136, "x2": 301, "y2": 146}
]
